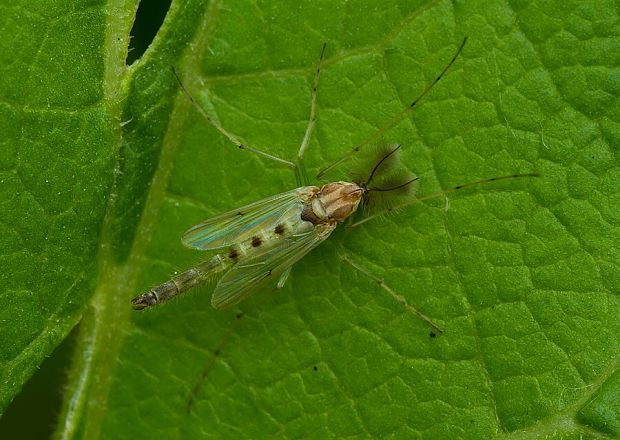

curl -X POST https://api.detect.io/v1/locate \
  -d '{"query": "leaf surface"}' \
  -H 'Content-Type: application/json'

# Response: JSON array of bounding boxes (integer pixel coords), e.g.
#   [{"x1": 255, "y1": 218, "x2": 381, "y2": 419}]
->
[{"x1": 1, "y1": 1, "x2": 619, "y2": 439}]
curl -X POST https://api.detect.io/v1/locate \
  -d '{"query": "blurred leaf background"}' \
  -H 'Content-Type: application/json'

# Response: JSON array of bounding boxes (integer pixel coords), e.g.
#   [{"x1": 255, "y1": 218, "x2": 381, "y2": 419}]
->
[{"x1": 0, "y1": 0, "x2": 618, "y2": 439}]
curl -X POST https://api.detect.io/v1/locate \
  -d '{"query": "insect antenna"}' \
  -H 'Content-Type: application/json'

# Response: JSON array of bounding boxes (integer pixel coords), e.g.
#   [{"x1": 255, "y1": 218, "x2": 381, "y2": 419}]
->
[
  {"x1": 362, "y1": 172, "x2": 419, "y2": 214},
  {"x1": 317, "y1": 37, "x2": 468, "y2": 179},
  {"x1": 368, "y1": 176, "x2": 419, "y2": 193},
  {"x1": 363, "y1": 144, "x2": 402, "y2": 187},
  {"x1": 351, "y1": 144, "x2": 419, "y2": 212},
  {"x1": 350, "y1": 172, "x2": 539, "y2": 228}
]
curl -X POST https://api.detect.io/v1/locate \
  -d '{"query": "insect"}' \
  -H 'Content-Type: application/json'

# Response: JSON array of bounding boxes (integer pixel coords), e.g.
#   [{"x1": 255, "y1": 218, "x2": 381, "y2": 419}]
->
[{"x1": 131, "y1": 38, "x2": 536, "y2": 333}]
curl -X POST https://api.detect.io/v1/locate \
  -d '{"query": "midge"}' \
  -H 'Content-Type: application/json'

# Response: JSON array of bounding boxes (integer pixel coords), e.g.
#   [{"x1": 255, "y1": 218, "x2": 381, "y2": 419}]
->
[{"x1": 131, "y1": 38, "x2": 536, "y2": 332}]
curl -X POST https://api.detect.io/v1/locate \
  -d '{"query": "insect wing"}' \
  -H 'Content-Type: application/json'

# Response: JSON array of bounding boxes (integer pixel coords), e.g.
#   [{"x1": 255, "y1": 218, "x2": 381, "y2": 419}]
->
[
  {"x1": 211, "y1": 224, "x2": 336, "y2": 309},
  {"x1": 182, "y1": 187, "x2": 313, "y2": 250}
]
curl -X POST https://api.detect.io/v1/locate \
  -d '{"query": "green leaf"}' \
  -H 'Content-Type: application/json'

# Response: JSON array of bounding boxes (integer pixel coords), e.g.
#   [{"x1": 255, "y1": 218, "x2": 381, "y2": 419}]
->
[
  {"x1": 2, "y1": 1, "x2": 619, "y2": 439},
  {"x1": 0, "y1": 0, "x2": 121, "y2": 415}
]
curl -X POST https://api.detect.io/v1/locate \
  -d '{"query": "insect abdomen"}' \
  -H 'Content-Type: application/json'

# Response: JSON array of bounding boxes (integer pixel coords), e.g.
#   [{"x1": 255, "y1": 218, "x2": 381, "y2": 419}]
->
[
  {"x1": 133, "y1": 214, "x2": 311, "y2": 310},
  {"x1": 226, "y1": 218, "x2": 303, "y2": 261},
  {"x1": 131, "y1": 255, "x2": 230, "y2": 310}
]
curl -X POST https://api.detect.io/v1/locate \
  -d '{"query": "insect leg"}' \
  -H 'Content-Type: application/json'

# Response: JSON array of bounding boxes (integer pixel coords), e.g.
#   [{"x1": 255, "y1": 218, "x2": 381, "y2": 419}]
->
[
  {"x1": 186, "y1": 312, "x2": 245, "y2": 413},
  {"x1": 339, "y1": 252, "x2": 443, "y2": 333},
  {"x1": 349, "y1": 173, "x2": 539, "y2": 228},
  {"x1": 186, "y1": 255, "x2": 300, "y2": 411},
  {"x1": 317, "y1": 37, "x2": 468, "y2": 179},
  {"x1": 171, "y1": 67, "x2": 297, "y2": 171},
  {"x1": 296, "y1": 43, "x2": 327, "y2": 185}
]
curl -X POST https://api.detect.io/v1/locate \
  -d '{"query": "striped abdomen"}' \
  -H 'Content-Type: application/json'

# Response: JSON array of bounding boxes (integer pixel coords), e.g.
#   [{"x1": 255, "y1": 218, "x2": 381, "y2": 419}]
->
[
  {"x1": 131, "y1": 214, "x2": 312, "y2": 310},
  {"x1": 131, "y1": 255, "x2": 231, "y2": 310}
]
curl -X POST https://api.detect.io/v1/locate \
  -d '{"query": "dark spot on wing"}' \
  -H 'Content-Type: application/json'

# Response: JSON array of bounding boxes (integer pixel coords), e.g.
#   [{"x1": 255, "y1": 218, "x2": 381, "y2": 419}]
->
[
  {"x1": 251, "y1": 236, "x2": 262, "y2": 247},
  {"x1": 274, "y1": 224, "x2": 286, "y2": 235},
  {"x1": 228, "y1": 249, "x2": 239, "y2": 260},
  {"x1": 236, "y1": 211, "x2": 244, "y2": 216}
]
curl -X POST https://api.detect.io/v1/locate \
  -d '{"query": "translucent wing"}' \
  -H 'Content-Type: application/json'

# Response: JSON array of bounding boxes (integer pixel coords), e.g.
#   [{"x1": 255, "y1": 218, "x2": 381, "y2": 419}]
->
[
  {"x1": 211, "y1": 224, "x2": 336, "y2": 309},
  {"x1": 182, "y1": 187, "x2": 314, "y2": 250}
]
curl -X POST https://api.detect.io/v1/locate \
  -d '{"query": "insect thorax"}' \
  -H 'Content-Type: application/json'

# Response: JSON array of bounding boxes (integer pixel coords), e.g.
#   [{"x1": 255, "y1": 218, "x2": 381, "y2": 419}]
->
[{"x1": 301, "y1": 182, "x2": 363, "y2": 225}]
